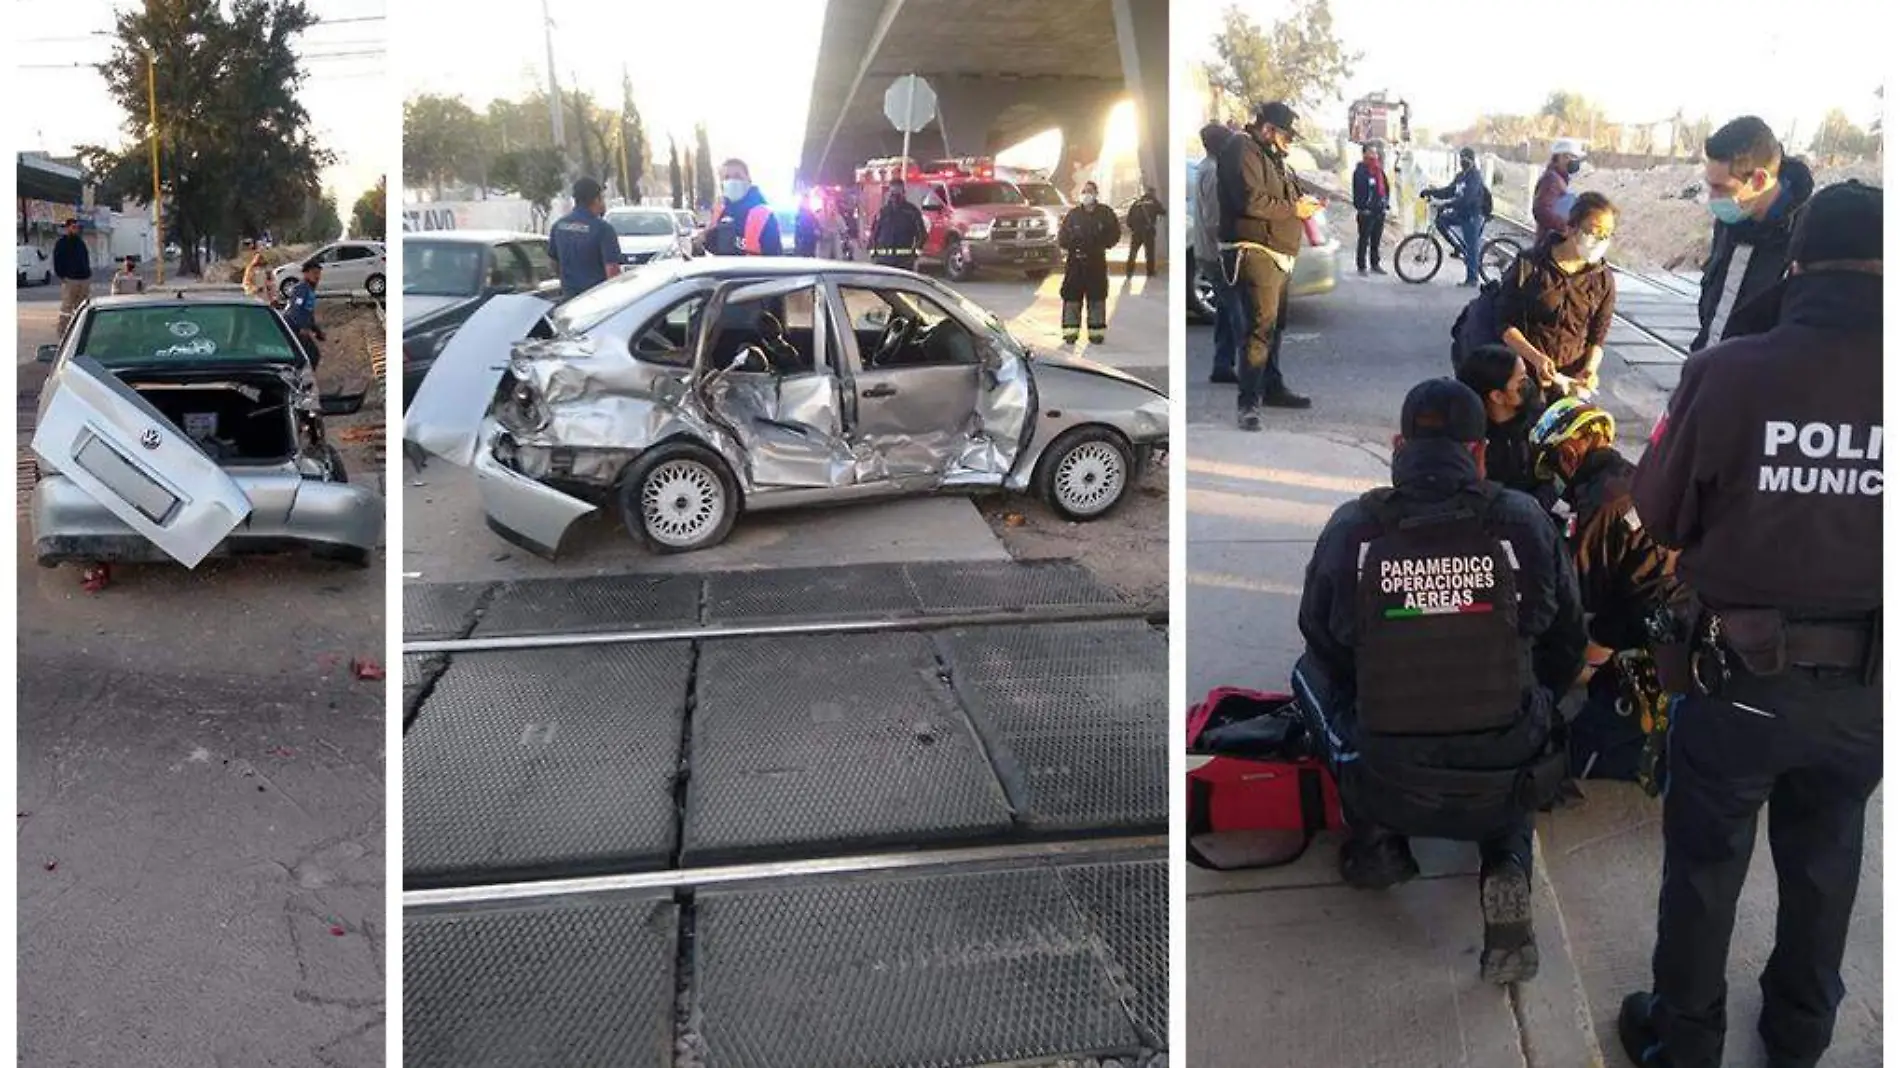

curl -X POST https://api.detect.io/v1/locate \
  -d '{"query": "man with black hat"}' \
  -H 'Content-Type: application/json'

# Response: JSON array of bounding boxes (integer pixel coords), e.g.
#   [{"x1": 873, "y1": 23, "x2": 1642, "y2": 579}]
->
[
  {"x1": 1295, "y1": 378, "x2": 1585, "y2": 986},
  {"x1": 547, "y1": 176, "x2": 622, "y2": 299},
  {"x1": 53, "y1": 217, "x2": 93, "y2": 336},
  {"x1": 1217, "y1": 100, "x2": 1319, "y2": 427},
  {"x1": 1618, "y1": 180, "x2": 1882, "y2": 1068}
]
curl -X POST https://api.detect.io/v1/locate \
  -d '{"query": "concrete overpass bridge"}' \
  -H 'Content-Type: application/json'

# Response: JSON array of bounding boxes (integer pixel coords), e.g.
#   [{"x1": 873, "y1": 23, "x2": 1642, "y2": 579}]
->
[{"x1": 798, "y1": 0, "x2": 1168, "y2": 200}]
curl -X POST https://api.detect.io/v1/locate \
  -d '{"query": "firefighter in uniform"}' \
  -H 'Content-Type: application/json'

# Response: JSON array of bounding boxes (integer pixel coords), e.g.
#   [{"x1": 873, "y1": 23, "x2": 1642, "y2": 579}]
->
[
  {"x1": 1057, "y1": 181, "x2": 1120, "y2": 345},
  {"x1": 1619, "y1": 181, "x2": 1882, "y2": 1068},
  {"x1": 868, "y1": 179, "x2": 927, "y2": 271},
  {"x1": 1296, "y1": 378, "x2": 1586, "y2": 985},
  {"x1": 1525, "y1": 398, "x2": 1674, "y2": 785}
]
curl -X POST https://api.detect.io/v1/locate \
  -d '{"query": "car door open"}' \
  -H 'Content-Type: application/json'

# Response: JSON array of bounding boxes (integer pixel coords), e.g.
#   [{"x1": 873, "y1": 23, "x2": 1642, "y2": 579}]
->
[{"x1": 31, "y1": 354, "x2": 254, "y2": 568}]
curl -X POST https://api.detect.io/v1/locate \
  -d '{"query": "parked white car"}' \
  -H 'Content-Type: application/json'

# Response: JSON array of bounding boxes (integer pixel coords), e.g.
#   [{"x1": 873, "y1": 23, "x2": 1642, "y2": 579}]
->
[
  {"x1": 605, "y1": 207, "x2": 693, "y2": 266},
  {"x1": 270, "y1": 240, "x2": 387, "y2": 299},
  {"x1": 17, "y1": 245, "x2": 54, "y2": 287}
]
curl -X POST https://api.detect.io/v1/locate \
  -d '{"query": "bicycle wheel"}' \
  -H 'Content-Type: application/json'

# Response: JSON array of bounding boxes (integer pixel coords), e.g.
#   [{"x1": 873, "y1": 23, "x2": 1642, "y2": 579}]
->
[
  {"x1": 1393, "y1": 234, "x2": 1442, "y2": 284},
  {"x1": 1480, "y1": 236, "x2": 1523, "y2": 284}
]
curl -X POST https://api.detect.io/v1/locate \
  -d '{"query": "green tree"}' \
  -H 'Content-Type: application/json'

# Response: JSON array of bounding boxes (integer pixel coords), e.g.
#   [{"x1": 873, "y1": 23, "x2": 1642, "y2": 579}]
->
[
  {"x1": 404, "y1": 94, "x2": 484, "y2": 197},
  {"x1": 1810, "y1": 108, "x2": 1876, "y2": 160},
  {"x1": 283, "y1": 188, "x2": 341, "y2": 243},
  {"x1": 1202, "y1": 0, "x2": 1359, "y2": 124},
  {"x1": 491, "y1": 147, "x2": 566, "y2": 216},
  {"x1": 618, "y1": 69, "x2": 648, "y2": 201},
  {"x1": 351, "y1": 176, "x2": 387, "y2": 239},
  {"x1": 668, "y1": 138, "x2": 684, "y2": 210},
  {"x1": 693, "y1": 123, "x2": 716, "y2": 210},
  {"x1": 81, "y1": 0, "x2": 331, "y2": 275}
]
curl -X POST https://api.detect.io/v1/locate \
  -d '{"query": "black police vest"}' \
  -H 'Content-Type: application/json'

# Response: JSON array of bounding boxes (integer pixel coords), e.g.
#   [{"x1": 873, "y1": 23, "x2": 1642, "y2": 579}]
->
[{"x1": 1354, "y1": 484, "x2": 1527, "y2": 735}]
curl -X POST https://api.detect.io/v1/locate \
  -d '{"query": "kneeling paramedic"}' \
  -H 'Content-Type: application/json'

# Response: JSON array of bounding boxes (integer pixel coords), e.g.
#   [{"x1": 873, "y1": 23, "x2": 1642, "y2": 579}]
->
[
  {"x1": 1295, "y1": 378, "x2": 1586, "y2": 985},
  {"x1": 1526, "y1": 398, "x2": 1674, "y2": 787},
  {"x1": 1619, "y1": 180, "x2": 1882, "y2": 1068}
]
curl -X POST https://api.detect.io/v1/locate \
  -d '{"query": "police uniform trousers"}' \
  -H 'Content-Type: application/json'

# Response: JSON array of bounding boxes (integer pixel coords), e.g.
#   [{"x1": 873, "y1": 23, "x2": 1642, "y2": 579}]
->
[
  {"x1": 1651, "y1": 664, "x2": 1881, "y2": 1068},
  {"x1": 1126, "y1": 226, "x2": 1158, "y2": 277},
  {"x1": 1060, "y1": 252, "x2": 1110, "y2": 338},
  {"x1": 1227, "y1": 248, "x2": 1291, "y2": 409},
  {"x1": 872, "y1": 254, "x2": 918, "y2": 272}
]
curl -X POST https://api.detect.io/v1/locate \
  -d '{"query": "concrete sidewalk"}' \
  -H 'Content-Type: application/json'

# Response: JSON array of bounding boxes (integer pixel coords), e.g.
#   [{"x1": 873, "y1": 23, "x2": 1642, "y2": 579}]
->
[{"x1": 1186, "y1": 425, "x2": 1882, "y2": 1067}]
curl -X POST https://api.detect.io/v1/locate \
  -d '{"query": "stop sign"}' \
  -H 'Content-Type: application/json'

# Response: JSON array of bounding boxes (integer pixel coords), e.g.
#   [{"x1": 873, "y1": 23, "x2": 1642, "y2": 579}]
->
[{"x1": 883, "y1": 75, "x2": 937, "y2": 133}]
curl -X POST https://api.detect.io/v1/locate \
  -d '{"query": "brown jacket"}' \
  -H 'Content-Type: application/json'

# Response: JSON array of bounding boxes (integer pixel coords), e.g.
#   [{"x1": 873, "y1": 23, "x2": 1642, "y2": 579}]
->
[
  {"x1": 1495, "y1": 237, "x2": 1615, "y2": 376},
  {"x1": 1633, "y1": 271, "x2": 1882, "y2": 614},
  {"x1": 1532, "y1": 164, "x2": 1569, "y2": 244}
]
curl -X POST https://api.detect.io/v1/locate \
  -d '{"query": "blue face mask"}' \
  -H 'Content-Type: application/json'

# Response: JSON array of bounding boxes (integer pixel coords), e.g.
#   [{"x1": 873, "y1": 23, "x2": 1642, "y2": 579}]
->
[{"x1": 1707, "y1": 196, "x2": 1748, "y2": 224}]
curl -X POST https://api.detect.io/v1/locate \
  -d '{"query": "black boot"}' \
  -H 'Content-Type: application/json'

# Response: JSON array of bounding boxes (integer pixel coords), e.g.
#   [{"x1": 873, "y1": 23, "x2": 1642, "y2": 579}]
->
[
  {"x1": 1339, "y1": 833, "x2": 1419, "y2": 889},
  {"x1": 1618, "y1": 992, "x2": 1671, "y2": 1066},
  {"x1": 1262, "y1": 388, "x2": 1312, "y2": 410},
  {"x1": 1479, "y1": 858, "x2": 1538, "y2": 984}
]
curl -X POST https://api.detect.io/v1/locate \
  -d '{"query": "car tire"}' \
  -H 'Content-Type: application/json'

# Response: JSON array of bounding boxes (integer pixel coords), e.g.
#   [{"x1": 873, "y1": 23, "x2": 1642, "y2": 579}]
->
[
  {"x1": 944, "y1": 237, "x2": 977, "y2": 282},
  {"x1": 1189, "y1": 257, "x2": 1217, "y2": 324},
  {"x1": 366, "y1": 273, "x2": 386, "y2": 297},
  {"x1": 618, "y1": 442, "x2": 740, "y2": 554},
  {"x1": 279, "y1": 276, "x2": 299, "y2": 299},
  {"x1": 1035, "y1": 426, "x2": 1135, "y2": 522}
]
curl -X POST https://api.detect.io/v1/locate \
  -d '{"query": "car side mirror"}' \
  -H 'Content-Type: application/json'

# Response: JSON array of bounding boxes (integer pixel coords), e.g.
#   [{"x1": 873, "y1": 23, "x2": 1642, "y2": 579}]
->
[
  {"x1": 36, "y1": 344, "x2": 58, "y2": 364},
  {"x1": 320, "y1": 391, "x2": 366, "y2": 416}
]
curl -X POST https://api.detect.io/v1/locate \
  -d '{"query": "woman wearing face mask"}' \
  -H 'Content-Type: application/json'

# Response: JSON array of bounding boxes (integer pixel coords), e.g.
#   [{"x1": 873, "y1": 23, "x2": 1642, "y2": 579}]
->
[
  {"x1": 1056, "y1": 181, "x2": 1122, "y2": 345},
  {"x1": 1495, "y1": 192, "x2": 1618, "y2": 403}
]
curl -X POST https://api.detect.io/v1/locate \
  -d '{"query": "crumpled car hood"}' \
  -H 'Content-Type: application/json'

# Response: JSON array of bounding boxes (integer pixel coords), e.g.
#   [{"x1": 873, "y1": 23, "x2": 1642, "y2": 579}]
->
[{"x1": 1027, "y1": 352, "x2": 1164, "y2": 396}]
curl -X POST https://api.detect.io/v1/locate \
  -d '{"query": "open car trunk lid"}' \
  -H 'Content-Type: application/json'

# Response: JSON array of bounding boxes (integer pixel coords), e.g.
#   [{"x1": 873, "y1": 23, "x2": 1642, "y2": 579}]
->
[
  {"x1": 404, "y1": 293, "x2": 556, "y2": 467},
  {"x1": 31, "y1": 354, "x2": 254, "y2": 568}
]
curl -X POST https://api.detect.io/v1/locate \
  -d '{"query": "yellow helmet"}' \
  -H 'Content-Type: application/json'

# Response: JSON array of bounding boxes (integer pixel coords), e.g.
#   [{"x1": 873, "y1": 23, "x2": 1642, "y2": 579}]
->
[{"x1": 1529, "y1": 397, "x2": 1615, "y2": 479}]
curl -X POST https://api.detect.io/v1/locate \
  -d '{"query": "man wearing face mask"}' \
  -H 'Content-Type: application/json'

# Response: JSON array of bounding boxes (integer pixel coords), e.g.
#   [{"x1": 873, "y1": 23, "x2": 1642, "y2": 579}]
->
[
  {"x1": 1533, "y1": 138, "x2": 1587, "y2": 245},
  {"x1": 704, "y1": 158, "x2": 783, "y2": 257},
  {"x1": 868, "y1": 179, "x2": 927, "y2": 271},
  {"x1": 1691, "y1": 116, "x2": 1814, "y2": 351},
  {"x1": 1420, "y1": 147, "x2": 1491, "y2": 286},
  {"x1": 1057, "y1": 181, "x2": 1121, "y2": 345},
  {"x1": 1618, "y1": 179, "x2": 1881, "y2": 1068},
  {"x1": 1496, "y1": 193, "x2": 1618, "y2": 402},
  {"x1": 1217, "y1": 100, "x2": 1319, "y2": 427},
  {"x1": 1455, "y1": 343, "x2": 1550, "y2": 504},
  {"x1": 1350, "y1": 142, "x2": 1391, "y2": 275}
]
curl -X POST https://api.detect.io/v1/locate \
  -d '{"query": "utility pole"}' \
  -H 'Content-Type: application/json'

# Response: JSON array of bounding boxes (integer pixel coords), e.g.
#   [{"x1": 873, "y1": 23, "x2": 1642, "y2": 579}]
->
[
  {"x1": 147, "y1": 49, "x2": 164, "y2": 284},
  {"x1": 542, "y1": 0, "x2": 564, "y2": 150}
]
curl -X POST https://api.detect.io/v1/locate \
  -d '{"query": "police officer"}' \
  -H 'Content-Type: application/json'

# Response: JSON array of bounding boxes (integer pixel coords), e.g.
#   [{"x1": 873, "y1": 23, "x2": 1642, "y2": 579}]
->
[
  {"x1": 1218, "y1": 100, "x2": 1317, "y2": 426},
  {"x1": 1526, "y1": 398, "x2": 1673, "y2": 782},
  {"x1": 1057, "y1": 181, "x2": 1120, "y2": 345},
  {"x1": 1124, "y1": 185, "x2": 1163, "y2": 279},
  {"x1": 547, "y1": 176, "x2": 621, "y2": 299},
  {"x1": 281, "y1": 259, "x2": 326, "y2": 370},
  {"x1": 1296, "y1": 378, "x2": 1586, "y2": 985},
  {"x1": 1619, "y1": 181, "x2": 1882, "y2": 1068},
  {"x1": 868, "y1": 180, "x2": 927, "y2": 271}
]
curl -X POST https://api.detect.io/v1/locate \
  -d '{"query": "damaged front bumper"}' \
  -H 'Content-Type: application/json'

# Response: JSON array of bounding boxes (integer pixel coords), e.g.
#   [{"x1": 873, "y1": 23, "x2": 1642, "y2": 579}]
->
[{"x1": 31, "y1": 468, "x2": 383, "y2": 566}]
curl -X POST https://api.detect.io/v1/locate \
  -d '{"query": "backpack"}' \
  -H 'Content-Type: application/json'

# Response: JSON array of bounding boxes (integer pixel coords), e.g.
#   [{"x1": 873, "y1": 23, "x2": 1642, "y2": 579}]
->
[
  {"x1": 1186, "y1": 688, "x2": 1345, "y2": 870},
  {"x1": 1449, "y1": 278, "x2": 1506, "y2": 373},
  {"x1": 1353, "y1": 483, "x2": 1527, "y2": 736},
  {"x1": 1481, "y1": 185, "x2": 1495, "y2": 220}
]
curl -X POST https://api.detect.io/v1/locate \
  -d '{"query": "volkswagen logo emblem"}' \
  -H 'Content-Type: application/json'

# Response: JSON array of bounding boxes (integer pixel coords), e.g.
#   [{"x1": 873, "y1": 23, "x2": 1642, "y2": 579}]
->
[{"x1": 139, "y1": 428, "x2": 162, "y2": 450}]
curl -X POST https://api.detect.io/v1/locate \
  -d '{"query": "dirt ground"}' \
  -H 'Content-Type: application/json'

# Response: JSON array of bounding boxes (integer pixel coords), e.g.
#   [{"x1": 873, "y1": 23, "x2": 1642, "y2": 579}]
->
[
  {"x1": 977, "y1": 455, "x2": 1168, "y2": 612},
  {"x1": 1494, "y1": 156, "x2": 1882, "y2": 271}
]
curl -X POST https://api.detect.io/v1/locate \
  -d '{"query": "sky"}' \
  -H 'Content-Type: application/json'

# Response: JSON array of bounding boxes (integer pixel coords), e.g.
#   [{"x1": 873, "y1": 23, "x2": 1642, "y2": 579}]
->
[
  {"x1": 398, "y1": 0, "x2": 826, "y2": 205},
  {"x1": 1185, "y1": 0, "x2": 1884, "y2": 148},
  {"x1": 15, "y1": 0, "x2": 388, "y2": 213}
]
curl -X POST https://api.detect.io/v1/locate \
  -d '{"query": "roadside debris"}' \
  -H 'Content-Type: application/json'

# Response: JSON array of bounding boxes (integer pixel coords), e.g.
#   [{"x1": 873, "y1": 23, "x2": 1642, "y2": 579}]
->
[
  {"x1": 351, "y1": 657, "x2": 385, "y2": 682},
  {"x1": 80, "y1": 563, "x2": 111, "y2": 593}
]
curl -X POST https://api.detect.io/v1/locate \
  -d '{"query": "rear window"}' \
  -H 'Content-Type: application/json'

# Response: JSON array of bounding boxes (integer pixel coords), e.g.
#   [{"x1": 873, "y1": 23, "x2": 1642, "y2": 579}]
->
[{"x1": 77, "y1": 304, "x2": 298, "y2": 367}]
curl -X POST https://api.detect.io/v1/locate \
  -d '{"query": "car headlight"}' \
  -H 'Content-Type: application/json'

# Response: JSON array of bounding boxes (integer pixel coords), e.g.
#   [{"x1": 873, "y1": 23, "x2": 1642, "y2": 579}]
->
[
  {"x1": 964, "y1": 223, "x2": 992, "y2": 241},
  {"x1": 652, "y1": 243, "x2": 681, "y2": 260}
]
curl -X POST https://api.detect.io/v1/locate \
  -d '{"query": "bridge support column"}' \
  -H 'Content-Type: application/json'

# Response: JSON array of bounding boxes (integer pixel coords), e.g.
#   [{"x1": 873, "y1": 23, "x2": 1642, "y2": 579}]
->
[{"x1": 1112, "y1": 0, "x2": 1168, "y2": 204}]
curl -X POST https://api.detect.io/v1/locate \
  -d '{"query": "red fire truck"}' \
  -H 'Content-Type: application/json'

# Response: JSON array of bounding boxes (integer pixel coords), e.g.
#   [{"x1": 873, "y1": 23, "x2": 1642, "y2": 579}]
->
[{"x1": 853, "y1": 156, "x2": 1058, "y2": 282}]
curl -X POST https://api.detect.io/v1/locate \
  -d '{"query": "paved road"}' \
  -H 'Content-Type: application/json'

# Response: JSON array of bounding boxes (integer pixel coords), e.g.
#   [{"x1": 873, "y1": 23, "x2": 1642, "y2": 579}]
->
[
  {"x1": 1185, "y1": 263, "x2": 1881, "y2": 1066},
  {"x1": 403, "y1": 272, "x2": 1171, "y2": 584},
  {"x1": 16, "y1": 301, "x2": 388, "y2": 1066}
]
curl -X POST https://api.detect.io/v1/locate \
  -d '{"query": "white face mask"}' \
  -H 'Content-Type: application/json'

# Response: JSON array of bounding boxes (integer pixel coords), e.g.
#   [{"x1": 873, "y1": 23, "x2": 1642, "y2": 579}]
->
[
  {"x1": 1080, "y1": 194, "x2": 1098, "y2": 206},
  {"x1": 1576, "y1": 234, "x2": 1611, "y2": 263},
  {"x1": 722, "y1": 179, "x2": 749, "y2": 202}
]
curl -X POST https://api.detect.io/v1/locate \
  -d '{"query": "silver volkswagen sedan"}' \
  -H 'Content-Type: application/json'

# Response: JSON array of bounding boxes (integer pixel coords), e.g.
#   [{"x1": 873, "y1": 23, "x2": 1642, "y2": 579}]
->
[
  {"x1": 405, "y1": 257, "x2": 1169, "y2": 556},
  {"x1": 30, "y1": 293, "x2": 383, "y2": 569}
]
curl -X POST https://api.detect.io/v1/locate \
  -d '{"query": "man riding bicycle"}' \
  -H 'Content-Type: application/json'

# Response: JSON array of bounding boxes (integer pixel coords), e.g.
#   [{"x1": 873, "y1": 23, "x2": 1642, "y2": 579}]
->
[{"x1": 1421, "y1": 147, "x2": 1490, "y2": 286}]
